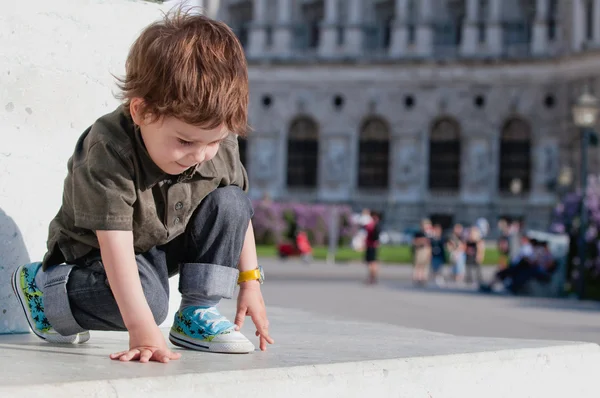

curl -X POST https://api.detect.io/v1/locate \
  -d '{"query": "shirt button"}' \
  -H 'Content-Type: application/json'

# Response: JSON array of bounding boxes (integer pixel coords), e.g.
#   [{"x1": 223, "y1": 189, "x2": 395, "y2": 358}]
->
[
  {"x1": 175, "y1": 202, "x2": 183, "y2": 210},
  {"x1": 174, "y1": 217, "x2": 181, "y2": 224}
]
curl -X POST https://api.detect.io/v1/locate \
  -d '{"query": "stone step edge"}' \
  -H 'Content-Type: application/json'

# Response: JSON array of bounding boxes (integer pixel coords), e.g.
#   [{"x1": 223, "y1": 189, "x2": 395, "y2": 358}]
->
[{"x1": 1, "y1": 342, "x2": 599, "y2": 398}]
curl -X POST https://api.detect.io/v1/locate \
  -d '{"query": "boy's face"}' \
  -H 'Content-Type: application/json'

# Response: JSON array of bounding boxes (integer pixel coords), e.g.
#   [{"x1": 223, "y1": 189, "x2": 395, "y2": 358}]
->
[{"x1": 131, "y1": 100, "x2": 228, "y2": 175}]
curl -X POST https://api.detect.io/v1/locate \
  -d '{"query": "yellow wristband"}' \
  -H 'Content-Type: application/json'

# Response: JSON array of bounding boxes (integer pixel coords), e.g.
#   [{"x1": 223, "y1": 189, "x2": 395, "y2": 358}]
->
[{"x1": 237, "y1": 267, "x2": 264, "y2": 285}]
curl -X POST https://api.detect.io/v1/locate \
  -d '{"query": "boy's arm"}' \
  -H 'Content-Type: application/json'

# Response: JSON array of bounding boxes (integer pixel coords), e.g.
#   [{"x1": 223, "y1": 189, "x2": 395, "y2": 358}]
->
[
  {"x1": 97, "y1": 230, "x2": 181, "y2": 363},
  {"x1": 234, "y1": 221, "x2": 275, "y2": 351}
]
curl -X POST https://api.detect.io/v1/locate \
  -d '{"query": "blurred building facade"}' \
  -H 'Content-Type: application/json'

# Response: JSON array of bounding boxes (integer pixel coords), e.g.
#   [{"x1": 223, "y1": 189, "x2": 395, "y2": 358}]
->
[{"x1": 211, "y1": 0, "x2": 600, "y2": 231}]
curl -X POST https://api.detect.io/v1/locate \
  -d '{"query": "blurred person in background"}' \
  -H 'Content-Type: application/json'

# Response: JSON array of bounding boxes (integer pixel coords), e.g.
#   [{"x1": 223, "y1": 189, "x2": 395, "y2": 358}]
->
[
  {"x1": 365, "y1": 211, "x2": 382, "y2": 285},
  {"x1": 446, "y1": 223, "x2": 466, "y2": 283},
  {"x1": 465, "y1": 227, "x2": 485, "y2": 285},
  {"x1": 412, "y1": 219, "x2": 432, "y2": 285},
  {"x1": 429, "y1": 224, "x2": 447, "y2": 286},
  {"x1": 351, "y1": 208, "x2": 373, "y2": 252},
  {"x1": 497, "y1": 219, "x2": 511, "y2": 271}
]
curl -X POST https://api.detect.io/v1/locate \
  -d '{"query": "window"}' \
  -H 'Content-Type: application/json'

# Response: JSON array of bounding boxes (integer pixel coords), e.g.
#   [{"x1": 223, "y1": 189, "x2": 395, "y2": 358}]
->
[
  {"x1": 448, "y1": 0, "x2": 466, "y2": 46},
  {"x1": 228, "y1": 1, "x2": 253, "y2": 49},
  {"x1": 586, "y1": 0, "x2": 594, "y2": 41},
  {"x1": 287, "y1": 117, "x2": 319, "y2": 188},
  {"x1": 499, "y1": 118, "x2": 531, "y2": 194},
  {"x1": 477, "y1": 0, "x2": 488, "y2": 44},
  {"x1": 547, "y1": 0, "x2": 558, "y2": 40},
  {"x1": 358, "y1": 118, "x2": 390, "y2": 189},
  {"x1": 429, "y1": 118, "x2": 461, "y2": 191},
  {"x1": 301, "y1": 0, "x2": 324, "y2": 49},
  {"x1": 407, "y1": 0, "x2": 417, "y2": 44}
]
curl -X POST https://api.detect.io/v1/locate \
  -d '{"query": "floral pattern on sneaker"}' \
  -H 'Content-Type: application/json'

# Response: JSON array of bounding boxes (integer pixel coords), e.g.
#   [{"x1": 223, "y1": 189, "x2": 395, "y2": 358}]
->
[
  {"x1": 171, "y1": 306, "x2": 235, "y2": 342},
  {"x1": 18, "y1": 262, "x2": 52, "y2": 333},
  {"x1": 12, "y1": 262, "x2": 90, "y2": 344}
]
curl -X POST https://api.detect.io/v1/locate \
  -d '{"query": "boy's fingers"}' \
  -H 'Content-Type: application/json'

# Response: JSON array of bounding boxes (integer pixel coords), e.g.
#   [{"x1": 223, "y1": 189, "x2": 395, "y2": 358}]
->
[
  {"x1": 251, "y1": 314, "x2": 269, "y2": 336},
  {"x1": 139, "y1": 349, "x2": 153, "y2": 363},
  {"x1": 153, "y1": 350, "x2": 176, "y2": 363},
  {"x1": 110, "y1": 351, "x2": 128, "y2": 359},
  {"x1": 168, "y1": 351, "x2": 182, "y2": 360},
  {"x1": 234, "y1": 308, "x2": 247, "y2": 330},
  {"x1": 259, "y1": 334, "x2": 275, "y2": 351},
  {"x1": 120, "y1": 349, "x2": 140, "y2": 362}
]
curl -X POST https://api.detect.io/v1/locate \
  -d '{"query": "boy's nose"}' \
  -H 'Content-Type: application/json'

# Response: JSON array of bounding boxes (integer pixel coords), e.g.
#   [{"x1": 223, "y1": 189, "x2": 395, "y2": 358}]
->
[{"x1": 191, "y1": 148, "x2": 206, "y2": 164}]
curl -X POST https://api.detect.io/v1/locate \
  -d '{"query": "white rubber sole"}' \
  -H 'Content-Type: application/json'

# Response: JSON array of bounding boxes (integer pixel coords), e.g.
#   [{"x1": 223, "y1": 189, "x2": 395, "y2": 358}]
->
[
  {"x1": 169, "y1": 330, "x2": 255, "y2": 354},
  {"x1": 11, "y1": 264, "x2": 90, "y2": 344}
]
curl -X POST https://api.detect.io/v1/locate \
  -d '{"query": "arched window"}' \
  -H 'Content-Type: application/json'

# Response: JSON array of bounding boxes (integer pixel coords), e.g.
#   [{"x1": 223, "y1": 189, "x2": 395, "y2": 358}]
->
[
  {"x1": 499, "y1": 118, "x2": 531, "y2": 193},
  {"x1": 429, "y1": 118, "x2": 461, "y2": 191},
  {"x1": 287, "y1": 117, "x2": 319, "y2": 188},
  {"x1": 358, "y1": 117, "x2": 390, "y2": 189}
]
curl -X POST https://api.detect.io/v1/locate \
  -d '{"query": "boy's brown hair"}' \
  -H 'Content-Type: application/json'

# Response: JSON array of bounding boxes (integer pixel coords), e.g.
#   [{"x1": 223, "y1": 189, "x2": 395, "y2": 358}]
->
[{"x1": 116, "y1": 8, "x2": 249, "y2": 136}]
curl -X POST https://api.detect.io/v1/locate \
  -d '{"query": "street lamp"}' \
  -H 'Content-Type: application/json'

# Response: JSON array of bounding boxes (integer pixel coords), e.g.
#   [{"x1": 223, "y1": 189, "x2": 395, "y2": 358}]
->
[{"x1": 571, "y1": 88, "x2": 599, "y2": 299}]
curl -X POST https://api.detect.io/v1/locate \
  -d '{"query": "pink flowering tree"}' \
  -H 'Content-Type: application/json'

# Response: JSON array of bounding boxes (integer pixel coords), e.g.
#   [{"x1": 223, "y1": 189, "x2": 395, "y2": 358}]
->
[
  {"x1": 251, "y1": 199, "x2": 358, "y2": 246},
  {"x1": 549, "y1": 175, "x2": 600, "y2": 297}
]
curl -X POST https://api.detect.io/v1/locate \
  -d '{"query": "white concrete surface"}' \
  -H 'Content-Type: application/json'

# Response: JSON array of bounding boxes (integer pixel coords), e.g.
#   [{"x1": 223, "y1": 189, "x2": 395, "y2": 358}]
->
[
  {"x1": 2, "y1": 274, "x2": 600, "y2": 397},
  {"x1": 0, "y1": 0, "x2": 177, "y2": 333},
  {"x1": 2, "y1": 297, "x2": 600, "y2": 398}
]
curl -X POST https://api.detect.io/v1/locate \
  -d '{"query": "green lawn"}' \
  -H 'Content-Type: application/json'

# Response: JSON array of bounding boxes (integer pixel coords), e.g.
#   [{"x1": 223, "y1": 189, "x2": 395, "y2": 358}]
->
[{"x1": 256, "y1": 244, "x2": 500, "y2": 265}]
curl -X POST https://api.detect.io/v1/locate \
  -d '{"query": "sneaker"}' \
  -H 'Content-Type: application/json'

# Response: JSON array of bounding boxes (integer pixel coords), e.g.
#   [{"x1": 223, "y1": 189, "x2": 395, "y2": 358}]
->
[
  {"x1": 11, "y1": 262, "x2": 90, "y2": 344},
  {"x1": 169, "y1": 306, "x2": 255, "y2": 354}
]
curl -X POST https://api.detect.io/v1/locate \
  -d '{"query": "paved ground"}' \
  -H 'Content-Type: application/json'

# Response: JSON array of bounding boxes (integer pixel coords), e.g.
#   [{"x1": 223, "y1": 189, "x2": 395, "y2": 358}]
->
[{"x1": 258, "y1": 258, "x2": 600, "y2": 345}]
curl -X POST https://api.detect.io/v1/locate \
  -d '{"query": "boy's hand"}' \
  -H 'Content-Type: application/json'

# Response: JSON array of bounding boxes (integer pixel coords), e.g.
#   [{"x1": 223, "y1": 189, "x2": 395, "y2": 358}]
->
[
  {"x1": 109, "y1": 325, "x2": 181, "y2": 363},
  {"x1": 234, "y1": 281, "x2": 274, "y2": 351}
]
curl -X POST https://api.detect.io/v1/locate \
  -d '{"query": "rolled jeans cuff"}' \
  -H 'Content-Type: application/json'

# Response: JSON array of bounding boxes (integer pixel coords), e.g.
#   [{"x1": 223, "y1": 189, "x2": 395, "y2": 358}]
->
[
  {"x1": 179, "y1": 263, "x2": 239, "y2": 299},
  {"x1": 43, "y1": 264, "x2": 87, "y2": 336}
]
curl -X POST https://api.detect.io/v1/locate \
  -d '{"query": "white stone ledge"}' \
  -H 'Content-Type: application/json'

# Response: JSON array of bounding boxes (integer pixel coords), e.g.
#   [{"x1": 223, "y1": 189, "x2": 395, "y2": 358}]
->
[{"x1": 1, "y1": 301, "x2": 599, "y2": 398}]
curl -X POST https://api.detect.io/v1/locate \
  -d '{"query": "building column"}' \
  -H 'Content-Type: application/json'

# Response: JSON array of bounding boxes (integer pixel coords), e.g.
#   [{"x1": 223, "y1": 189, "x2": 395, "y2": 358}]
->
[
  {"x1": 319, "y1": 0, "x2": 339, "y2": 56},
  {"x1": 416, "y1": 0, "x2": 433, "y2": 57},
  {"x1": 594, "y1": 0, "x2": 600, "y2": 47},
  {"x1": 274, "y1": 0, "x2": 293, "y2": 56},
  {"x1": 390, "y1": 0, "x2": 408, "y2": 57},
  {"x1": 460, "y1": 0, "x2": 479, "y2": 56},
  {"x1": 532, "y1": 0, "x2": 549, "y2": 55},
  {"x1": 248, "y1": 0, "x2": 268, "y2": 58},
  {"x1": 486, "y1": 0, "x2": 503, "y2": 56},
  {"x1": 572, "y1": 0, "x2": 585, "y2": 51},
  {"x1": 344, "y1": 0, "x2": 363, "y2": 55}
]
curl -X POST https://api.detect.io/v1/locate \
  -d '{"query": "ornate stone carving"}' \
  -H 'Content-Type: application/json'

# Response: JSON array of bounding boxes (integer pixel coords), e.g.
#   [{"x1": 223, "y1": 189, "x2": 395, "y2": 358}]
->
[
  {"x1": 323, "y1": 136, "x2": 349, "y2": 184},
  {"x1": 534, "y1": 142, "x2": 559, "y2": 190},
  {"x1": 393, "y1": 141, "x2": 421, "y2": 189},
  {"x1": 251, "y1": 136, "x2": 277, "y2": 181},
  {"x1": 466, "y1": 140, "x2": 491, "y2": 191}
]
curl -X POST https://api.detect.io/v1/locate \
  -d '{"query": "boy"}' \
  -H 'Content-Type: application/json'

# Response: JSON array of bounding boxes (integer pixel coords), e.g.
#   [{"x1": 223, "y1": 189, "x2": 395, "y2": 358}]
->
[{"x1": 11, "y1": 10, "x2": 273, "y2": 363}]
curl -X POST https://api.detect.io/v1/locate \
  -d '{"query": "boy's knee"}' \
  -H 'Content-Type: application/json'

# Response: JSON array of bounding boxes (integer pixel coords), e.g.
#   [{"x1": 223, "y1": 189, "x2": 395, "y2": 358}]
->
[
  {"x1": 204, "y1": 186, "x2": 253, "y2": 222},
  {"x1": 141, "y1": 284, "x2": 169, "y2": 325}
]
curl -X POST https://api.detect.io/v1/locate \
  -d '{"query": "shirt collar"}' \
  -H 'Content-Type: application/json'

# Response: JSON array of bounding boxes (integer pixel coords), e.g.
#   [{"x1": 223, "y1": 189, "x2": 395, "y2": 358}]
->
[{"x1": 133, "y1": 125, "x2": 168, "y2": 189}]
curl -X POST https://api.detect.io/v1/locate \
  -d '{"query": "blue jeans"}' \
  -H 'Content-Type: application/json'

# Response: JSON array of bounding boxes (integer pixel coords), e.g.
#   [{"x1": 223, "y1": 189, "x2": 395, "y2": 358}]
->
[
  {"x1": 452, "y1": 252, "x2": 466, "y2": 276},
  {"x1": 41, "y1": 186, "x2": 252, "y2": 335},
  {"x1": 431, "y1": 257, "x2": 445, "y2": 273}
]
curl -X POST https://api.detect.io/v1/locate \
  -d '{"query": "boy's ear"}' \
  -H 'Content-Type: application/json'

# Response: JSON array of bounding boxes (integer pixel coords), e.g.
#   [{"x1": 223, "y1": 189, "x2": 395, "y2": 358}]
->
[{"x1": 130, "y1": 98, "x2": 151, "y2": 126}]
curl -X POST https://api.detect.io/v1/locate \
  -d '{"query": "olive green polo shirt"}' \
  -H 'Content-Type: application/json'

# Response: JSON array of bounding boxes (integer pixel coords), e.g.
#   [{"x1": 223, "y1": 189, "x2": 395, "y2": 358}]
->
[{"x1": 42, "y1": 106, "x2": 248, "y2": 269}]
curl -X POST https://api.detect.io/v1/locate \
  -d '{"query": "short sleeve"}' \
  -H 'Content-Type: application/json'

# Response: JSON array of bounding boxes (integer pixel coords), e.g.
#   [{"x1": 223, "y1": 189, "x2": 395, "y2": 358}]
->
[
  {"x1": 72, "y1": 142, "x2": 137, "y2": 231},
  {"x1": 217, "y1": 134, "x2": 249, "y2": 193}
]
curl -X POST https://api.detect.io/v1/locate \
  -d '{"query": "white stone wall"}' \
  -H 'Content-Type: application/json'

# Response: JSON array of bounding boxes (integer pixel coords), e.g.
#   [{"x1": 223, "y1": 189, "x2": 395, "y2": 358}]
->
[{"x1": 0, "y1": 0, "x2": 177, "y2": 333}]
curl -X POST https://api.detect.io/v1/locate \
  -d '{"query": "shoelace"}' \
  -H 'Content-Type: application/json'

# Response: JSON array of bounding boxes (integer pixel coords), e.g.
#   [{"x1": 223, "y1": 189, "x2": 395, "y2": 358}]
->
[{"x1": 192, "y1": 307, "x2": 228, "y2": 329}]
